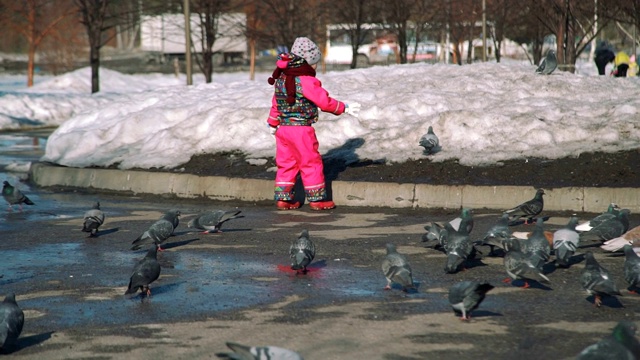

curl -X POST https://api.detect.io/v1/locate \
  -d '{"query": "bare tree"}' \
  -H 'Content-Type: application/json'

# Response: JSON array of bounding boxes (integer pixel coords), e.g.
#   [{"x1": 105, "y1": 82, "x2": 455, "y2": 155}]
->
[
  {"x1": 381, "y1": 0, "x2": 416, "y2": 64},
  {"x1": 327, "y1": 0, "x2": 375, "y2": 69},
  {"x1": 1, "y1": 0, "x2": 75, "y2": 86},
  {"x1": 529, "y1": 0, "x2": 617, "y2": 73}
]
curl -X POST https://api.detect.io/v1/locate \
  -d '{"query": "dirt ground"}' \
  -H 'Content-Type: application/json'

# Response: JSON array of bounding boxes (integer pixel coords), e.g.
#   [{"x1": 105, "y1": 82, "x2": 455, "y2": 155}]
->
[{"x1": 173, "y1": 149, "x2": 640, "y2": 188}]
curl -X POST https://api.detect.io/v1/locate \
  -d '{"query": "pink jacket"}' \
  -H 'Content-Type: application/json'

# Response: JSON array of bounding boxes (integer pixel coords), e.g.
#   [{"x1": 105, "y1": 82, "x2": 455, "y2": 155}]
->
[{"x1": 268, "y1": 76, "x2": 346, "y2": 127}]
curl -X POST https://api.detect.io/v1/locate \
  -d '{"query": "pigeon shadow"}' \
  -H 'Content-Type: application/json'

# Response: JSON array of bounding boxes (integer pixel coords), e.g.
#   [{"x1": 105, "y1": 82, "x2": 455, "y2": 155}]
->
[
  {"x1": 586, "y1": 295, "x2": 625, "y2": 308},
  {"x1": 421, "y1": 145, "x2": 441, "y2": 156},
  {"x1": 508, "y1": 279, "x2": 553, "y2": 291},
  {"x1": 126, "y1": 282, "x2": 184, "y2": 300},
  {"x1": 554, "y1": 253, "x2": 586, "y2": 269},
  {"x1": 386, "y1": 281, "x2": 421, "y2": 293},
  {"x1": 94, "y1": 227, "x2": 119, "y2": 237},
  {"x1": 161, "y1": 238, "x2": 201, "y2": 250},
  {"x1": 542, "y1": 262, "x2": 558, "y2": 275},
  {"x1": 188, "y1": 228, "x2": 253, "y2": 234},
  {"x1": 0, "y1": 331, "x2": 55, "y2": 354},
  {"x1": 467, "y1": 310, "x2": 503, "y2": 318},
  {"x1": 308, "y1": 259, "x2": 327, "y2": 270}
]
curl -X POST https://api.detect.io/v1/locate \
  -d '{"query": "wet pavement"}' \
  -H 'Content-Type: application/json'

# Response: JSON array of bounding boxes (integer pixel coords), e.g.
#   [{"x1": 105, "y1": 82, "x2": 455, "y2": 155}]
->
[{"x1": 1, "y1": 130, "x2": 639, "y2": 359}]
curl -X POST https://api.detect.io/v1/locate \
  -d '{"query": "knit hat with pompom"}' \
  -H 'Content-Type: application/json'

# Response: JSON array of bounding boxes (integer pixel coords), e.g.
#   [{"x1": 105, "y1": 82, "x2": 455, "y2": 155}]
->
[{"x1": 290, "y1": 37, "x2": 321, "y2": 65}]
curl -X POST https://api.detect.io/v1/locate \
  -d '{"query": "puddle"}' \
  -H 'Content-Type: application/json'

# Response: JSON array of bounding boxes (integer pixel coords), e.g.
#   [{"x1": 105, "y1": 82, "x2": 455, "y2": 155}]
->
[{"x1": 1, "y1": 243, "x2": 386, "y2": 331}]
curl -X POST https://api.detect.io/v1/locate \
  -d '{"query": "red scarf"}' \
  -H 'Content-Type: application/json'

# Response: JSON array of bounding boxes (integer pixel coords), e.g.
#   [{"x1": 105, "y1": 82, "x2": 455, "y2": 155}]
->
[{"x1": 268, "y1": 60, "x2": 316, "y2": 105}]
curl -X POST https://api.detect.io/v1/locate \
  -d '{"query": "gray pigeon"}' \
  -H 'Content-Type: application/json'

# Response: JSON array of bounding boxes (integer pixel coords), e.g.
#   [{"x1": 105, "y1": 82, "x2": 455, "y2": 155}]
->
[
  {"x1": 0, "y1": 293, "x2": 24, "y2": 352},
  {"x1": 125, "y1": 246, "x2": 161, "y2": 297},
  {"x1": 580, "y1": 251, "x2": 621, "y2": 307},
  {"x1": 421, "y1": 221, "x2": 446, "y2": 251},
  {"x1": 81, "y1": 201, "x2": 105, "y2": 237},
  {"x1": 419, "y1": 126, "x2": 439, "y2": 154},
  {"x1": 215, "y1": 341, "x2": 304, "y2": 360},
  {"x1": 536, "y1": 49, "x2": 557, "y2": 75},
  {"x1": 576, "y1": 203, "x2": 621, "y2": 232},
  {"x1": 448, "y1": 281, "x2": 494, "y2": 321},
  {"x1": 504, "y1": 188, "x2": 544, "y2": 225},
  {"x1": 478, "y1": 213, "x2": 512, "y2": 255},
  {"x1": 2, "y1": 181, "x2": 34, "y2": 212},
  {"x1": 577, "y1": 320, "x2": 640, "y2": 360},
  {"x1": 289, "y1": 229, "x2": 316, "y2": 274},
  {"x1": 552, "y1": 215, "x2": 580, "y2": 268},
  {"x1": 443, "y1": 222, "x2": 475, "y2": 274},
  {"x1": 524, "y1": 217, "x2": 551, "y2": 262},
  {"x1": 579, "y1": 209, "x2": 630, "y2": 243},
  {"x1": 381, "y1": 243, "x2": 415, "y2": 292},
  {"x1": 131, "y1": 210, "x2": 181, "y2": 251},
  {"x1": 449, "y1": 208, "x2": 474, "y2": 234},
  {"x1": 188, "y1": 210, "x2": 244, "y2": 234},
  {"x1": 502, "y1": 238, "x2": 550, "y2": 288},
  {"x1": 623, "y1": 245, "x2": 640, "y2": 293}
]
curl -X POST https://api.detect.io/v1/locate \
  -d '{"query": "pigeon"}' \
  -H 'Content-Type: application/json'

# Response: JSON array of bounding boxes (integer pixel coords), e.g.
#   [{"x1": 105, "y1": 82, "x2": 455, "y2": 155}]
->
[
  {"x1": 601, "y1": 224, "x2": 640, "y2": 253},
  {"x1": 478, "y1": 212, "x2": 512, "y2": 255},
  {"x1": 125, "y1": 246, "x2": 161, "y2": 297},
  {"x1": 419, "y1": 126, "x2": 439, "y2": 154},
  {"x1": 0, "y1": 293, "x2": 24, "y2": 351},
  {"x1": 448, "y1": 207, "x2": 474, "y2": 235},
  {"x1": 502, "y1": 238, "x2": 550, "y2": 288},
  {"x1": 421, "y1": 221, "x2": 447, "y2": 251},
  {"x1": 580, "y1": 251, "x2": 621, "y2": 307},
  {"x1": 131, "y1": 210, "x2": 181, "y2": 251},
  {"x1": 577, "y1": 320, "x2": 640, "y2": 360},
  {"x1": 81, "y1": 201, "x2": 105, "y2": 237},
  {"x1": 188, "y1": 210, "x2": 244, "y2": 234},
  {"x1": 536, "y1": 49, "x2": 557, "y2": 75},
  {"x1": 576, "y1": 203, "x2": 621, "y2": 232},
  {"x1": 623, "y1": 245, "x2": 640, "y2": 293},
  {"x1": 522, "y1": 217, "x2": 551, "y2": 263},
  {"x1": 504, "y1": 188, "x2": 545, "y2": 225},
  {"x1": 552, "y1": 215, "x2": 580, "y2": 268},
  {"x1": 443, "y1": 222, "x2": 475, "y2": 274},
  {"x1": 381, "y1": 243, "x2": 415, "y2": 292},
  {"x1": 2, "y1": 181, "x2": 34, "y2": 212},
  {"x1": 422, "y1": 208, "x2": 473, "y2": 252},
  {"x1": 580, "y1": 209, "x2": 630, "y2": 243},
  {"x1": 289, "y1": 229, "x2": 316, "y2": 274},
  {"x1": 215, "y1": 341, "x2": 304, "y2": 360},
  {"x1": 448, "y1": 281, "x2": 494, "y2": 321}
]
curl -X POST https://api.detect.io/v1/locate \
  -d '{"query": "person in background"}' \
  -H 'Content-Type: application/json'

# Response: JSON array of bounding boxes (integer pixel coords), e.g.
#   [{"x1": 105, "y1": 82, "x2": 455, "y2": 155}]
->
[
  {"x1": 594, "y1": 41, "x2": 615, "y2": 76},
  {"x1": 266, "y1": 37, "x2": 361, "y2": 211},
  {"x1": 628, "y1": 55, "x2": 638, "y2": 77},
  {"x1": 612, "y1": 51, "x2": 630, "y2": 77}
]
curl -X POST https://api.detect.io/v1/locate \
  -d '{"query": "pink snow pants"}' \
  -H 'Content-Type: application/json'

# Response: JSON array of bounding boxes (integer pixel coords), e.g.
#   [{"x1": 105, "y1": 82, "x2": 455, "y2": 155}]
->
[{"x1": 274, "y1": 125, "x2": 327, "y2": 201}]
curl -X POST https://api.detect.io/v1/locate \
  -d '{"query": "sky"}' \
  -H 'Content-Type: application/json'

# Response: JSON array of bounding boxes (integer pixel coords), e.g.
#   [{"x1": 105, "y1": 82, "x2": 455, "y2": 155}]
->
[{"x1": 0, "y1": 59, "x2": 638, "y2": 170}]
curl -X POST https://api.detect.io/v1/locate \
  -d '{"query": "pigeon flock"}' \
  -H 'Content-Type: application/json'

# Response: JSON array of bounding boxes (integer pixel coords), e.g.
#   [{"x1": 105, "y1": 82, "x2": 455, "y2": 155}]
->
[{"x1": 3, "y1": 180, "x2": 640, "y2": 358}]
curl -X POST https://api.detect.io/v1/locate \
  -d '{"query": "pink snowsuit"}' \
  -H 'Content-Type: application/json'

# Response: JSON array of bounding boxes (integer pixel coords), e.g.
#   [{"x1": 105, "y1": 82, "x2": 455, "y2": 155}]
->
[{"x1": 267, "y1": 55, "x2": 346, "y2": 202}]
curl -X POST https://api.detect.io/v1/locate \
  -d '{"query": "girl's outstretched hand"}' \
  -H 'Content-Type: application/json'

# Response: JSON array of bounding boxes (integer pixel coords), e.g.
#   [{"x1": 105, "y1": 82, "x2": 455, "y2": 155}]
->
[{"x1": 345, "y1": 102, "x2": 361, "y2": 117}]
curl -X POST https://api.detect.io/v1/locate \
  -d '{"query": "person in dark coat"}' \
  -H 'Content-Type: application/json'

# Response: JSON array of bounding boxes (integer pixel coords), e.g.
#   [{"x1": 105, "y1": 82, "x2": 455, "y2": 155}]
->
[{"x1": 594, "y1": 41, "x2": 615, "y2": 76}]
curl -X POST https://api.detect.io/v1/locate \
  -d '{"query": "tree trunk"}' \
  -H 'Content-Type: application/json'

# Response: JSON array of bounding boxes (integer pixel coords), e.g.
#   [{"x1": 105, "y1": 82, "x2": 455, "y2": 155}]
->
[
  {"x1": 90, "y1": 42, "x2": 100, "y2": 93},
  {"x1": 27, "y1": 44, "x2": 36, "y2": 87}
]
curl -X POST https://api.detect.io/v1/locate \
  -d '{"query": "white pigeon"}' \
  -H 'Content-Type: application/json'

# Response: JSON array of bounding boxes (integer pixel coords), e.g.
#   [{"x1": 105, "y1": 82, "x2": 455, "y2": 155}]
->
[
  {"x1": 215, "y1": 341, "x2": 303, "y2": 360},
  {"x1": 419, "y1": 126, "x2": 439, "y2": 154},
  {"x1": 601, "y1": 225, "x2": 640, "y2": 253}
]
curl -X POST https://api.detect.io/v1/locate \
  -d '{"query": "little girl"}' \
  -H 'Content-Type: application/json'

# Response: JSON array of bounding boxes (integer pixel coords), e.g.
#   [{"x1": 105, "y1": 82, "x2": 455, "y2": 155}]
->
[{"x1": 267, "y1": 37, "x2": 361, "y2": 210}]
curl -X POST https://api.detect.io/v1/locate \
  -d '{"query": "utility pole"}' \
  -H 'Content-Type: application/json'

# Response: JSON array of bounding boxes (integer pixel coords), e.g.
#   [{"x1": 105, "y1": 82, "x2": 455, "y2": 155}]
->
[
  {"x1": 482, "y1": 0, "x2": 487, "y2": 62},
  {"x1": 184, "y1": 0, "x2": 193, "y2": 85}
]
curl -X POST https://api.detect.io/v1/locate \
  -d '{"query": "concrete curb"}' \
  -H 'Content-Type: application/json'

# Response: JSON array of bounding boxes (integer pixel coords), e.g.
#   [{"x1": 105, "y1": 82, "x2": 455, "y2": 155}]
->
[{"x1": 29, "y1": 162, "x2": 640, "y2": 212}]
